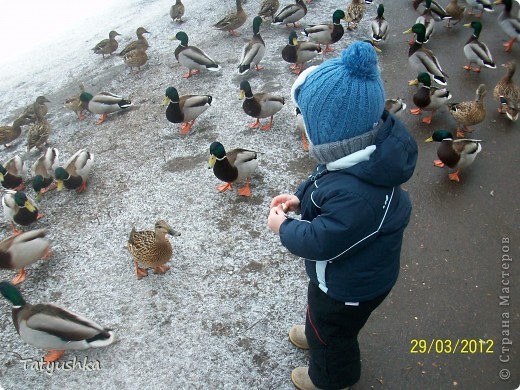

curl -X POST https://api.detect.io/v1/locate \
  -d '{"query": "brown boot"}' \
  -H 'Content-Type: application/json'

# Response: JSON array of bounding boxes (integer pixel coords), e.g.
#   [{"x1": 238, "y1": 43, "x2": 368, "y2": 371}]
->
[
  {"x1": 289, "y1": 325, "x2": 309, "y2": 349},
  {"x1": 291, "y1": 367, "x2": 350, "y2": 390}
]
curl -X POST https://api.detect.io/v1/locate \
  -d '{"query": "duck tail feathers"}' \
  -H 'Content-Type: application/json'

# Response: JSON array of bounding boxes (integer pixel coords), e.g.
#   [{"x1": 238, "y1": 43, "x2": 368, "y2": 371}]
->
[
  {"x1": 238, "y1": 64, "x2": 251, "y2": 74},
  {"x1": 88, "y1": 330, "x2": 116, "y2": 348},
  {"x1": 119, "y1": 100, "x2": 133, "y2": 109}
]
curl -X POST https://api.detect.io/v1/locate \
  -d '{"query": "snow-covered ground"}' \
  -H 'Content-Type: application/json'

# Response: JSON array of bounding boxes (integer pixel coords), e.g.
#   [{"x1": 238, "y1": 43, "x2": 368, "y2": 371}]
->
[{"x1": 0, "y1": 0, "x2": 381, "y2": 389}]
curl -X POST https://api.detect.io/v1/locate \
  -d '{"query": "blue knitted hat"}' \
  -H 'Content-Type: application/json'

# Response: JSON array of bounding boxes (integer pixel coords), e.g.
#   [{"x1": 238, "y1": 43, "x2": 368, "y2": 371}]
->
[{"x1": 293, "y1": 41, "x2": 385, "y2": 163}]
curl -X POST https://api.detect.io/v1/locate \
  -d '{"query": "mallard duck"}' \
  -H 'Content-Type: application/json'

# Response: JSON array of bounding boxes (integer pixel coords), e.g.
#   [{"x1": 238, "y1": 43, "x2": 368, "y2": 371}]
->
[
  {"x1": 22, "y1": 96, "x2": 50, "y2": 124},
  {"x1": 173, "y1": 31, "x2": 221, "y2": 78},
  {"x1": 238, "y1": 17, "x2": 266, "y2": 74},
  {"x1": 239, "y1": 81, "x2": 285, "y2": 130},
  {"x1": 371, "y1": 4, "x2": 389, "y2": 44},
  {"x1": 54, "y1": 149, "x2": 94, "y2": 193},
  {"x1": 208, "y1": 141, "x2": 259, "y2": 196},
  {"x1": 303, "y1": 10, "x2": 346, "y2": 52},
  {"x1": 258, "y1": 0, "x2": 280, "y2": 21},
  {"x1": 493, "y1": 61, "x2": 519, "y2": 121},
  {"x1": 448, "y1": 83, "x2": 487, "y2": 137},
  {"x1": 0, "y1": 229, "x2": 51, "y2": 285},
  {"x1": 415, "y1": 0, "x2": 435, "y2": 44},
  {"x1": 413, "y1": 0, "x2": 452, "y2": 20},
  {"x1": 404, "y1": 23, "x2": 448, "y2": 85},
  {"x1": 273, "y1": 0, "x2": 307, "y2": 28},
  {"x1": 425, "y1": 130, "x2": 482, "y2": 182},
  {"x1": 123, "y1": 45, "x2": 148, "y2": 74},
  {"x1": 127, "y1": 220, "x2": 181, "y2": 280},
  {"x1": 26, "y1": 103, "x2": 51, "y2": 152},
  {"x1": 214, "y1": 0, "x2": 247, "y2": 36},
  {"x1": 445, "y1": 0, "x2": 466, "y2": 27},
  {"x1": 31, "y1": 147, "x2": 59, "y2": 201},
  {"x1": 345, "y1": 0, "x2": 365, "y2": 30},
  {"x1": 170, "y1": 0, "x2": 185, "y2": 22},
  {"x1": 0, "y1": 116, "x2": 29, "y2": 148},
  {"x1": 79, "y1": 91, "x2": 132, "y2": 124},
  {"x1": 2, "y1": 190, "x2": 42, "y2": 234},
  {"x1": 295, "y1": 107, "x2": 309, "y2": 151},
  {"x1": 385, "y1": 98, "x2": 407, "y2": 115},
  {"x1": 409, "y1": 72, "x2": 452, "y2": 123},
  {"x1": 463, "y1": 21, "x2": 495, "y2": 72},
  {"x1": 282, "y1": 30, "x2": 321, "y2": 74},
  {"x1": 63, "y1": 84, "x2": 89, "y2": 120},
  {"x1": 0, "y1": 281, "x2": 115, "y2": 363},
  {"x1": 92, "y1": 30, "x2": 121, "y2": 58},
  {"x1": 163, "y1": 86, "x2": 213, "y2": 134},
  {"x1": 0, "y1": 155, "x2": 25, "y2": 190},
  {"x1": 494, "y1": 0, "x2": 520, "y2": 52},
  {"x1": 119, "y1": 27, "x2": 150, "y2": 56},
  {"x1": 465, "y1": 0, "x2": 493, "y2": 17}
]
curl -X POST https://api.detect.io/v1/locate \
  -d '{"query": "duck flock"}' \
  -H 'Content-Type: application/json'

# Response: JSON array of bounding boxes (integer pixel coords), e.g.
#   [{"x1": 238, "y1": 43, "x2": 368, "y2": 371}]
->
[{"x1": 0, "y1": 0, "x2": 518, "y2": 386}]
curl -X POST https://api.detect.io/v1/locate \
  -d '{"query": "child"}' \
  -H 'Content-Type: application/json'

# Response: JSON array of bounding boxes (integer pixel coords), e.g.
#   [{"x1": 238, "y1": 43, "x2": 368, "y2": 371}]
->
[{"x1": 268, "y1": 41, "x2": 418, "y2": 390}]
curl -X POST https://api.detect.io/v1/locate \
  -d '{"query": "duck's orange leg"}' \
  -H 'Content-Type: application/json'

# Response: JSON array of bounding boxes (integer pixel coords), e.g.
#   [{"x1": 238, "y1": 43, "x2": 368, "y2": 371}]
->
[
  {"x1": 44, "y1": 350, "x2": 65, "y2": 363},
  {"x1": 322, "y1": 45, "x2": 334, "y2": 53},
  {"x1": 135, "y1": 262, "x2": 148, "y2": 280},
  {"x1": 180, "y1": 120, "x2": 195, "y2": 134},
  {"x1": 433, "y1": 159, "x2": 445, "y2": 168},
  {"x1": 77, "y1": 181, "x2": 88, "y2": 193},
  {"x1": 255, "y1": 65, "x2": 264, "y2": 71},
  {"x1": 301, "y1": 131, "x2": 309, "y2": 152},
  {"x1": 503, "y1": 38, "x2": 516, "y2": 52},
  {"x1": 291, "y1": 64, "x2": 303, "y2": 75},
  {"x1": 248, "y1": 118, "x2": 260, "y2": 129},
  {"x1": 237, "y1": 178, "x2": 252, "y2": 197},
  {"x1": 153, "y1": 265, "x2": 171, "y2": 274},
  {"x1": 10, "y1": 223, "x2": 22, "y2": 235},
  {"x1": 421, "y1": 114, "x2": 434, "y2": 124},
  {"x1": 448, "y1": 170, "x2": 461, "y2": 182},
  {"x1": 10, "y1": 268, "x2": 27, "y2": 285},
  {"x1": 217, "y1": 182, "x2": 233, "y2": 193},
  {"x1": 183, "y1": 69, "x2": 200, "y2": 78},
  {"x1": 96, "y1": 113, "x2": 108, "y2": 125},
  {"x1": 410, "y1": 108, "x2": 422, "y2": 115},
  {"x1": 260, "y1": 116, "x2": 274, "y2": 130}
]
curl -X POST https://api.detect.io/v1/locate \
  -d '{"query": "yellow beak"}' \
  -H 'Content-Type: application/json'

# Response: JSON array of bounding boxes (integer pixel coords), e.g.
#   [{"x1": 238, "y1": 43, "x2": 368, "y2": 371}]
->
[
  {"x1": 208, "y1": 155, "x2": 216, "y2": 168},
  {"x1": 163, "y1": 96, "x2": 170, "y2": 106},
  {"x1": 57, "y1": 180, "x2": 64, "y2": 191},
  {"x1": 408, "y1": 79, "x2": 419, "y2": 86},
  {"x1": 425, "y1": 137, "x2": 434, "y2": 142},
  {"x1": 403, "y1": 28, "x2": 413, "y2": 35},
  {"x1": 24, "y1": 200, "x2": 36, "y2": 213},
  {"x1": 239, "y1": 90, "x2": 245, "y2": 100}
]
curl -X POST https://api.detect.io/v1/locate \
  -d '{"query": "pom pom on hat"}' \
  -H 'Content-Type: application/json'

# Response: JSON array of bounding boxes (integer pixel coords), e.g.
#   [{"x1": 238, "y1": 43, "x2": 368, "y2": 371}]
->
[{"x1": 293, "y1": 41, "x2": 385, "y2": 163}]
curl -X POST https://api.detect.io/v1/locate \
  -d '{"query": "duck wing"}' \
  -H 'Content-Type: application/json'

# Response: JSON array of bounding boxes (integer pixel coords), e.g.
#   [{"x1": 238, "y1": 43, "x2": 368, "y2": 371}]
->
[{"x1": 26, "y1": 304, "x2": 110, "y2": 341}]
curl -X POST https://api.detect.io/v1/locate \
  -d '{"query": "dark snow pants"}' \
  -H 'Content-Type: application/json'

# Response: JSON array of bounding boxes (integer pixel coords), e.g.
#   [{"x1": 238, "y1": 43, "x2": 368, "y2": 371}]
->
[{"x1": 305, "y1": 281, "x2": 390, "y2": 389}]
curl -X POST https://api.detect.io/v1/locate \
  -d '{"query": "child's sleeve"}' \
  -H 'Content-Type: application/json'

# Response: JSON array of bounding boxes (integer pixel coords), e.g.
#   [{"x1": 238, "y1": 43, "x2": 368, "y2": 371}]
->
[{"x1": 279, "y1": 192, "x2": 377, "y2": 261}]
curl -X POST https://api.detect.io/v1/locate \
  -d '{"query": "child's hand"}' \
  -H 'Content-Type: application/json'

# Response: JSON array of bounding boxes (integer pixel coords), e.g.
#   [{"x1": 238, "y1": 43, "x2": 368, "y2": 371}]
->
[
  {"x1": 267, "y1": 205, "x2": 287, "y2": 235},
  {"x1": 270, "y1": 194, "x2": 300, "y2": 213}
]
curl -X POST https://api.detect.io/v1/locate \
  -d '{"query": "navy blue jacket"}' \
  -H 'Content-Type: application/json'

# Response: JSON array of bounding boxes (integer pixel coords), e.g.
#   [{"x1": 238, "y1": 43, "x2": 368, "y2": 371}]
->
[{"x1": 279, "y1": 111, "x2": 418, "y2": 302}]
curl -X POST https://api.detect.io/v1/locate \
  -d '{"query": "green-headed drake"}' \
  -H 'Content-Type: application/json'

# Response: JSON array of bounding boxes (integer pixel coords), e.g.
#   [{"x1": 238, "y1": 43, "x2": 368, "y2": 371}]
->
[{"x1": 0, "y1": 281, "x2": 115, "y2": 362}]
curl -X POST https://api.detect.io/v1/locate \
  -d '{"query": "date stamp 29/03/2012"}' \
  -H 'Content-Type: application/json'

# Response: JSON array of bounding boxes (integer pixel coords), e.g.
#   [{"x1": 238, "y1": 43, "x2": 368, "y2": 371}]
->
[{"x1": 410, "y1": 339, "x2": 494, "y2": 354}]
